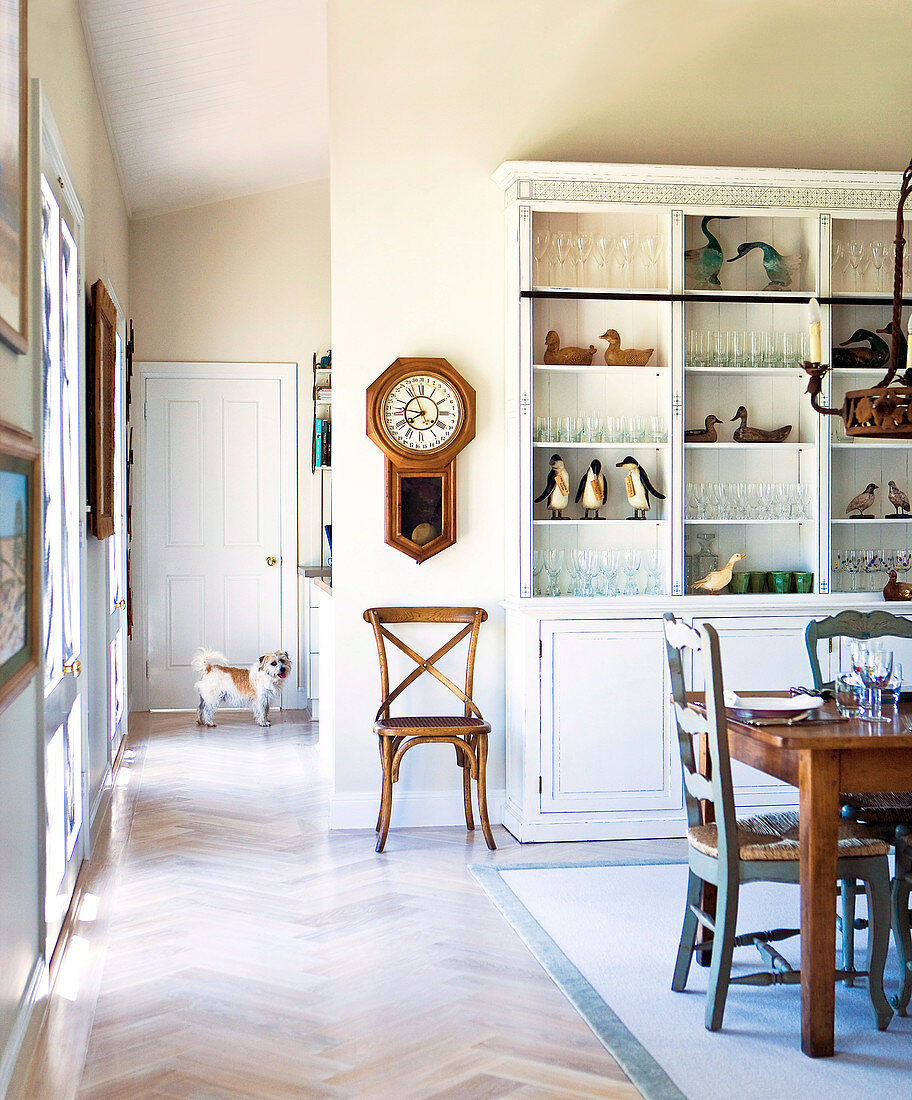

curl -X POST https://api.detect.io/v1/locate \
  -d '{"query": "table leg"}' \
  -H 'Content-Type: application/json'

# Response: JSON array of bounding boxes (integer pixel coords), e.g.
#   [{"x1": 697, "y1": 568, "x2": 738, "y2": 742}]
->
[{"x1": 799, "y1": 749, "x2": 839, "y2": 1058}]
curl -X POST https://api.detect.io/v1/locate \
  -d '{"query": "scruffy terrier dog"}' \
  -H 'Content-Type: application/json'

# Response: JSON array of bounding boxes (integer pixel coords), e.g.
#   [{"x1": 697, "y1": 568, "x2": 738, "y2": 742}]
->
[{"x1": 192, "y1": 648, "x2": 292, "y2": 727}]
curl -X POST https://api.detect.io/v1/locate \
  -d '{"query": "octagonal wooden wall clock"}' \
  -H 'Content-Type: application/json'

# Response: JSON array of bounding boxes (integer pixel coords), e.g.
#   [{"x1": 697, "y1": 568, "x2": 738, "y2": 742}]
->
[{"x1": 366, "y1": 357, "x2": 476, "y2": 563}]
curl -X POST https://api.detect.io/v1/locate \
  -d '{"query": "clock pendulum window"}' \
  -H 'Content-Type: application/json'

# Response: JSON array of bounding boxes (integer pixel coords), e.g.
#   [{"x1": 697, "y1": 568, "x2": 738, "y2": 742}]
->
[{"x1": 366, "y1": 357, "x2": 477, "y2": 563}]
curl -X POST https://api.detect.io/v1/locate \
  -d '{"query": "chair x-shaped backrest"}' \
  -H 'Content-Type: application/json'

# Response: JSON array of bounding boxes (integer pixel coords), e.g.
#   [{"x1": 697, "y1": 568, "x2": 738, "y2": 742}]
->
[{"x1": 363, "y1": 607, "x2": 487, "y2": 724}]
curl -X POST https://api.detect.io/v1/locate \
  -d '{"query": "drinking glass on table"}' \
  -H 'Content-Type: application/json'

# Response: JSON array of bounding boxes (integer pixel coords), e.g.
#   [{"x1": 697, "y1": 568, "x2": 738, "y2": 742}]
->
[
  {"x1": 858, "y1": 642, "x2": 894, "y2": 724},
  {"x1": 884, "y1": 662, "x2": 903, "y2": 710},
  {"x1": 835, "y1": 671, "x2": 863, "y2": 718}
]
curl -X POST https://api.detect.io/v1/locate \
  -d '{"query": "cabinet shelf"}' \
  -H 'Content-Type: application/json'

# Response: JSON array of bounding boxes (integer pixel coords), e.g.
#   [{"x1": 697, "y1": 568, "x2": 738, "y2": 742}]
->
[
  {"x1": 534, "y1": 441, "x2": 668, "y2": 449},
  {"x1": 685, "y1": 518, "x2": 807, "y2": 525},
  {"x1": 685, "y1": 441, "x2": 813, "y2": 450},
  {"x1": 533, "y1": 364, "x2": 668, "y2": 374},
  {"x1": 832, "y1": 441, "x2": 912, "y2": 448},
  {"x1": 533, "y1": 519, "x2": 666, "y2": 526},
  {"x1": 833, "y1": 517, "x2": 912, "y2": 524},
  {"x1": 684, "y1": 367, "x2": 805, "y2": 376}
]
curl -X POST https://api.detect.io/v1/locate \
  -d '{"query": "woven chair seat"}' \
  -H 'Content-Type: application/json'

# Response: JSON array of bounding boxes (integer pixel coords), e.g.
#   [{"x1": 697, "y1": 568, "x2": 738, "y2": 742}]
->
[
  {"x1": 841, "y1": 791, "x2": 912, "y2": 825},
  {"x1": 688, "y1": 811, "x2": 891, "y2": 862},
  {"x1": 374, "y1": 715, "x2": 490, "y2": 733}
]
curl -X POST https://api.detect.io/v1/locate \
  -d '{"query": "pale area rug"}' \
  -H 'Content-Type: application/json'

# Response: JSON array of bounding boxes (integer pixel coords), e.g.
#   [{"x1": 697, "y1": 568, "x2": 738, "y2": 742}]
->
[{"x1": 471, "y1": 860, "x2": 912, "y2": 1100}]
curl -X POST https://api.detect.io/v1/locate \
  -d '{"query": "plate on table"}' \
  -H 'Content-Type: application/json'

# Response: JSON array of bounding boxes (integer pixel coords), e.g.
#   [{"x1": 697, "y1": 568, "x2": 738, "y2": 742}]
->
[{"x1": 723, "y1": 692, "x2": 826, "y2": 724}]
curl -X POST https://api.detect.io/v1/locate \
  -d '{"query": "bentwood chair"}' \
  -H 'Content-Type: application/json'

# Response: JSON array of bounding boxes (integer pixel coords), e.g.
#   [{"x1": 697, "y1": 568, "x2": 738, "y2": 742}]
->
[
  {"x1": 363, "y1": 606, "x2": 495, "y2": 853},
  {"x1": 806, "y1": 609, "x2": 912, "y2": 980},
  {"x1": 663, "y1": 612, "x2": 893, "y2": 1033}
]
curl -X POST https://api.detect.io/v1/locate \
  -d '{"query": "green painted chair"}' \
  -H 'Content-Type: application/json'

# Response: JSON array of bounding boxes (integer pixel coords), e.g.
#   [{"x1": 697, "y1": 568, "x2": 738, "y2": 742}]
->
[
  {"x1": 664, "y1": 612, "x2": 893, "y2": 1033},
  {"x1": 805, "y1": 609, "x2": 912, "y2": 982},
  {"x1": 890, "y1": 830, "x2": 912, "y2": 1014}
]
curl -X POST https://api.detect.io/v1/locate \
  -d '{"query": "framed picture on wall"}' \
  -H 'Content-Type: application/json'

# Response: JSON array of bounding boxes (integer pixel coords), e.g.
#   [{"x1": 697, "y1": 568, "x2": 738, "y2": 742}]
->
[
  {"x1": 0, "y1": 0, "x2": 28, "y2": 354},
  {"x1": 0, "y1": 420, "x2": 40, "y2": 711},
  {"x1": 88, "y1": 278, "x2": 117, "y2": 539}
]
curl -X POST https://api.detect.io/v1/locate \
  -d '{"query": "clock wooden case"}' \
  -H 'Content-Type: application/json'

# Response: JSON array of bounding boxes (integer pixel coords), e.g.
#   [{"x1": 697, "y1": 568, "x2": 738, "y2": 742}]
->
[{"x1": 366, "y1": 357, "x2": 476, "y2": 563}]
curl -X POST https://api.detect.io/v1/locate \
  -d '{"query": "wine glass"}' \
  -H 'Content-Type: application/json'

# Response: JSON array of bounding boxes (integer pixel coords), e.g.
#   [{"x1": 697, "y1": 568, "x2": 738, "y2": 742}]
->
[
  {"x1": 848, "y1": 240, "x2": 869, "y2": 291},
  {"x1": 575, "y1": 232, "x2": 593, "y2": 285},
  {"x1": 593, "y1": 234, "x2": 614, "y2": 282},
  {"x1": 843, "y1": 549, "x2": 860, "y2": 592},
  {"x1": 858, "y1": 642, "x2": 894, "y2": 724},
  {"x1": 615, "y1": 233, "x2": 635, "y2": 286},
  {"x1": 544, "y1": 549, "x2": 564, "y2": 597},
  {"x1": 622, "y1": 549, "x2": 642, "y2": 595},
  {"x1": 605, "y1": 549, "x2": 620, "y2": 597},
  {"x1": 532, "y1": 229, "x2": 551, "y2": 285},
  {"x1": 532, "y1": 549, "x2": 545, "y2": 596},
  {"x1": 644, "y1": 548, "x2": 663, "y2": 595},
  {"x1": 550, "y1": 231, "x2": 574, "y2": 282},
  {"x1": 639, "y1": 233, "x2": 663, "y2": 285},
  {"x1": 870, "y1": 240, "x2": 888, "y2": 291}
]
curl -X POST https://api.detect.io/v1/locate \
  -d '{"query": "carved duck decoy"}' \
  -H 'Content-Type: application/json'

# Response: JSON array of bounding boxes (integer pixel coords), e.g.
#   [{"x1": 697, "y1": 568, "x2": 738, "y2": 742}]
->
[
  {"x1": 691, "y1": 553, "x2": 746, "y2": 594},
  {"x1": 684, "y1": 414, "x2": 723, "y2": 442},
  {"x1": 845, "y1": 482, "x2": 878, "y2": 518},
  {"x1": 832, "y1": 328, "x2": 890, "y2": 371},
  {"x1": 876, "y1": 321, "x2": 907, "y2": 376},
  {"x1": 600, "y1": 328, "x2": 653, "y2": 367},
  {"x1": 727, "y1": 241, "x2": 802, "y2": 290},
  {"x1": 884, "y1": 569, "x2": 912, "y2": 601},
  {"x1": 684, "y1": 216, "x2": 732, "y2": 289},
  {"x1": 730, "y1": 405, "x2": 792, "y2": 443},
  {"x1": 543, "y1": 330, "x2": 597, "y2": 366},
  {"x1": 888, "y1": 480, "x2": 911, "y2": 517}
]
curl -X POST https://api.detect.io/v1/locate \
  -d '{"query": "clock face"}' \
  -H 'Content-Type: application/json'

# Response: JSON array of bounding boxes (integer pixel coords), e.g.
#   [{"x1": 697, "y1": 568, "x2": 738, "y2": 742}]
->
[{"x1": 382, "y1": 374, "x2": 463, "y2": 452}]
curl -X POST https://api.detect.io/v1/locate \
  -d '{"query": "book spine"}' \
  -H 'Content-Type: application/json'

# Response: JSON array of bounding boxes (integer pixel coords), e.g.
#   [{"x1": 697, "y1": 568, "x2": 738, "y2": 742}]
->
[{"x1": 315, "y1": 418, "x2": 324, "y2": 467}]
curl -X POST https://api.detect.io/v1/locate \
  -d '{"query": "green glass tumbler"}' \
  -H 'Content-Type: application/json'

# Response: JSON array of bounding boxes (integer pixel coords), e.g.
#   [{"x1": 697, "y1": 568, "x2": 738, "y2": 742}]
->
[
  {"x1": 792, "y1": 571, "x2": 814, "y2": 593},
  {"x1": 767, "y1": 570, "x2": 791, "y2": 594},
  {"x1": 729, "y1": 572, "x2": 750, "y2": 594},
  {"x1": 748, "y1": 571, "x2": 767, "y2": 594}
]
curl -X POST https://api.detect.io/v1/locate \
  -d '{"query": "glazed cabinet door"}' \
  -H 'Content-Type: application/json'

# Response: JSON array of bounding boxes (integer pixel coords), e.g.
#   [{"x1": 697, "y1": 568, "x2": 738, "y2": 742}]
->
[{"x1": 540, "y1": 619, "x2": 679, "y2": 813}]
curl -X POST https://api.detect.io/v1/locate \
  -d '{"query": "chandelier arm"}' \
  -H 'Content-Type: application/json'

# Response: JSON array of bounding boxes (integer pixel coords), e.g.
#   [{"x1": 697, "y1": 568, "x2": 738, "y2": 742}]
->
[{"x1": 876, "y1": 157, "x2": 912, "y2": 388}]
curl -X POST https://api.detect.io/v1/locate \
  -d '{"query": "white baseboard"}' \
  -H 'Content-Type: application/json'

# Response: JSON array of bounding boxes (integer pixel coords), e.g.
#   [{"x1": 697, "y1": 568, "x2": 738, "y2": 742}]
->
[
  {"x1": 0, "y1": 957, "x2": 47, "y2": 1099},
  {"x1": 330, "y1": 787, "x2": 507, "y2": 831}
]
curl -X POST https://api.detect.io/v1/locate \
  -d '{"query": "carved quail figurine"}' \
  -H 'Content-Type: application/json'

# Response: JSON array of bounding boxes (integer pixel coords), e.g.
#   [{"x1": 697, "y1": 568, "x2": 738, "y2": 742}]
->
[
  {"x1": 846, "y1": 482, "x2": 878, "y2": 518},
  {"x1": 888, "y1": 480, "x2": 911, "y2": 518},
  {"x1": 684, "y1": 414, "x2": 723, "y2": 442}
]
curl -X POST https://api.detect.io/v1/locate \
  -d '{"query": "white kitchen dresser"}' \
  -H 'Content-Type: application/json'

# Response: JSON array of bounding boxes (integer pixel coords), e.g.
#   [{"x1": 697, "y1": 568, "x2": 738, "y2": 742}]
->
[{"x1": 495, "y1": 161, "x2": 912, "y2": 841}]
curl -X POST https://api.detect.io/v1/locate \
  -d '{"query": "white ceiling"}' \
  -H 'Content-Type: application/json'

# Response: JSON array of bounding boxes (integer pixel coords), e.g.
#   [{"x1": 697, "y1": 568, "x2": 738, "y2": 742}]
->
[{"x1": 79, "y1": 0, "x2": 329, "y2": 219}]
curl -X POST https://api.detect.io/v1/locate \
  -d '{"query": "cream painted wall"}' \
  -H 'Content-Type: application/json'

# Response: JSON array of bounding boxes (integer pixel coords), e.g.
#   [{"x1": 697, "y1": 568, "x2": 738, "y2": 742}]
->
[
  {"x1": 327, "y1": 0, "x2": 911, "y2": 826},
  {"x1": 128, "y1": 179, "x2": 332, "y2": 574},
  {"x1": 0, "y1": 0, "x2": 129, "y2": 1080}
]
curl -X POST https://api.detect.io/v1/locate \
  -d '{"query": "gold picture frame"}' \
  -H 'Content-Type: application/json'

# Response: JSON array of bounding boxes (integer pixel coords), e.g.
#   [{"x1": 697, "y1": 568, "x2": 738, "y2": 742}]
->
[
  {"x1": 0, "y1": 0, "x2": 28, "y2": 354},
  {"x1": 0, "y1": 420, "x2": 40, "y2": 711},
  {"x1": 88, "y1": 279, "x2": 117, "y2": 539}
]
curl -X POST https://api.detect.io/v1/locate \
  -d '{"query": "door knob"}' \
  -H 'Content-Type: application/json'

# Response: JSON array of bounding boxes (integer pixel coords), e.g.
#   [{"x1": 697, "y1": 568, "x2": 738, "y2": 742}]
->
[
  {"x1": 63, "y1": 660, "x2": 82, "y2": 678},
  {"x1": 266, "y1": 556, "x2": 278, "y2": 567},
  {"x1": 114, "y1": 599, "x2": 127, "y2": 610}
]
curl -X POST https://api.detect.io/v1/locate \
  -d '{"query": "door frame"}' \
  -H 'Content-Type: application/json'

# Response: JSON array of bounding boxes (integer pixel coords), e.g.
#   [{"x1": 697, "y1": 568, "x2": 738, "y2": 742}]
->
[{"x1": 133, "y1": 362, "x2": 302, "y2": 711}]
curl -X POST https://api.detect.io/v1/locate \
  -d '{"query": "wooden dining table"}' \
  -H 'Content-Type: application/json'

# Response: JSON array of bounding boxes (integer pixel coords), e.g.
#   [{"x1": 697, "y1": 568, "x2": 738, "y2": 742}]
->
[{"x1": 687, "y1": 691, "x2": 912, "y2": 1058}]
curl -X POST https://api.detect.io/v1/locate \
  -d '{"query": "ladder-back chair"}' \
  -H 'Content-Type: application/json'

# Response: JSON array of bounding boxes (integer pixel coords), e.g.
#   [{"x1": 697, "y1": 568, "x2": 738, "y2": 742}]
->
[
  {"x1": 806, "y1": 609, "x2": 912, "y2": 979},
  {"x1": 663, "y1": 612, "x2": 892, "y2": 1033},
  {"x1": 363, "y1": 606, "x2": 495, "y2": 853}
]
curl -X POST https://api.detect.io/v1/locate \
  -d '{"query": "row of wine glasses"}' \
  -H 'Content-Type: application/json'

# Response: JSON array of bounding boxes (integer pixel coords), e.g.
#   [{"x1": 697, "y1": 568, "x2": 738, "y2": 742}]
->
[
  {"x1": 532, "y1": 548, "x2": 665, "y2": 597},
  {"x1": 833, "y1": 547, "x2": 912, "y2": 592},
  {"x1": 685, "y1": 483, "x2": 812, "y2": 521},
  {"x1": 687, "y1": 329, "x2": 811, "y2": 370},
  {"x1": 533, "y1": 229, "x2": 664, "y2": 287},
  {"x1": 833, "y1": 239, "x2": 910, "y2": 292},
  {"x1": 535, "y1": 414, "x2": 667, "y2": 444}
]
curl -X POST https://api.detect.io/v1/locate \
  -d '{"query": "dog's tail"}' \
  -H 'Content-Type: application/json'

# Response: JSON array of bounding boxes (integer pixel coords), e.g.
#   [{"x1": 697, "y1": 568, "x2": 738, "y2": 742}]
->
[{"x1": 192, "y1": 648, "x2": 227, "y2": 674}]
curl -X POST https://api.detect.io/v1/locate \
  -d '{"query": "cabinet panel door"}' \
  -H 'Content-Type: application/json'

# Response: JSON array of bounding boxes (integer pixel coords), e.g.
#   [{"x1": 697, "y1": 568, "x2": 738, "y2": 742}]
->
[
  {"x1": 694, "y1": 615, "x2": 820, "y2": 800},
  {"x1": 541, "y1": 619, "x2": 679, "y2": 813}
]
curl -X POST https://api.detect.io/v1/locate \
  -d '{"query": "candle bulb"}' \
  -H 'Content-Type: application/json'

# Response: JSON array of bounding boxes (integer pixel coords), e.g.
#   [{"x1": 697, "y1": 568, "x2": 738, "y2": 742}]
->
[{"x1": 808, "y1": 298, "x2": 822, "y2": 363}]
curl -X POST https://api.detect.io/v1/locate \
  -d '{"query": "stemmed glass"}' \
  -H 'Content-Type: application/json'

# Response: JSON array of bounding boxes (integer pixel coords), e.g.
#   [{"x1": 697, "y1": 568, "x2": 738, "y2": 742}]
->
[
  {"x1": 593, "y1": 234, "x2": 614, "y2": 282},
  {"x1": 544, "y1": 549, "x2": 564, "y2": 597},
  {"x1": 532, "y1": 549, "x2": 545, "y2": 596},
  {"x1": 615, "y1": 233, "x2": 635, "y2": 286},
  {"x1": 532, "y1": 229, "x2": 551, "y2": 285},
  {"x1": 870, "y1": 240, "x2": 888, "y2": 291},
  {"x1": 550, "y1": 231, "x2": 574, "y2": 282},
  {"x1": 848, "y1": 240, "x2": 869, "y2": 291},
  {"x1": 896, "y1": 548, "x2": 912, "y2": 576},
  {"x1": 832, "y1": 551, "x2": 844, "y2": 591},
  {"x1": 858, "y1": 642, "x2": 894, "y2": 724},
  {"x1": 843, "y1": 549, "x2": 860, "y2": 592},
  {"x1": 604, "y1": 549, "x2": 620, "y2": 597},
  {"x1": 644, "y1": 549, "x2": 663, "y2": 595},
  {"x1": 639, "y1": 233, "x2": 663, "y2": 285},
  {"x1": 862, "y1": 548, "x2": 882, "y2": 592},
  {"x1": 622, "y1": 549, "x2": 641, "y2": 595},
  {"x1": 575, "y1": 232, "x2": 593, "y2": 286}
]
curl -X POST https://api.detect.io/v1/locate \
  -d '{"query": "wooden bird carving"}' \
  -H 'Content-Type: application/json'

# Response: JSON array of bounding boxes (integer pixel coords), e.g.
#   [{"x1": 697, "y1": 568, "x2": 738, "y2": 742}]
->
[
  {"x1": 884, "y1": 570, "x2": 912, "y2": 601},
  {"x1": 833, "y1": 329, "x2": 890, "y2": 371},
  {"x1": 600, "y1": 329, "x2": 654, "y2": 367},
  {"x1": 846, "y1": 482, "x2": 878, "y2": 518},
  {"x1": 684, "y1": 414, "x2": 723, "y2": 442},
  {"x1": 730, "y1": 405, "x2": 792, "y2": 443},
  {"x1": 544, "y1": 330, "x2": 597, "y2": 366},
  {"x1": 691, "y1": 553, "x2": 746, "y2": 594},
  {"x1": 888, "y1": 480, "x2": 911, "y2": 518}
]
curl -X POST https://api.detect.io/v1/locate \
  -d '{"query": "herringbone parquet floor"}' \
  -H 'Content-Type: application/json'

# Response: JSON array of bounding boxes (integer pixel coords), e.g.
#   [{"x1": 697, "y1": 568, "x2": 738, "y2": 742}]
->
[{"x1": 19, "y1": 710, "x2": 686, "y2": 1099}]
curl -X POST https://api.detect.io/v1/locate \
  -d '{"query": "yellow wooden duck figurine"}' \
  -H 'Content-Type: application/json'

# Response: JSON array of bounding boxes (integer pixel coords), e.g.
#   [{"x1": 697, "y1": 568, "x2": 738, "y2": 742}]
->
[
  {"x1": 691, "y1": 553, "x2": 746, "y2": 594},
  {"x1": 600, "y1": 329, "x2": 654, "y2": 367},
  {"x1": 544, "y1": 330, "x2": 597, "y2": 366},
  {"x1": 730, "y1": 405, "x2": 792, "y2": 443}
]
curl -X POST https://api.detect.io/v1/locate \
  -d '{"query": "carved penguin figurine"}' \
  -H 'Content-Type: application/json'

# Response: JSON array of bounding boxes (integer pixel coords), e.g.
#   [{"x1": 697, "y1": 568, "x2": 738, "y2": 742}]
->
[
  {"x1": 615, "y1": 456, "x2": 665, "y2": 519},
  {"x1": 534, "y1": 454, "x2": 570, "y2": 518},
  {"x1": 575, "y1": 459, "x2": 608, "y2": 519}
]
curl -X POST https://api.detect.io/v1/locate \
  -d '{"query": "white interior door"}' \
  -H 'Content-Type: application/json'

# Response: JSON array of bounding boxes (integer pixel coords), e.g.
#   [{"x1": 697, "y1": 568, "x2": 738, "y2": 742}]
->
[
  {"x1": 107, "y1": 325, "x2": 128, "y2": 753},
  {"x1": 143, "y1": 371, "x2": 289, "y2": 708},
  {"x1": 40, "y1": 170, "x2": 87, "y2": 955}
]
